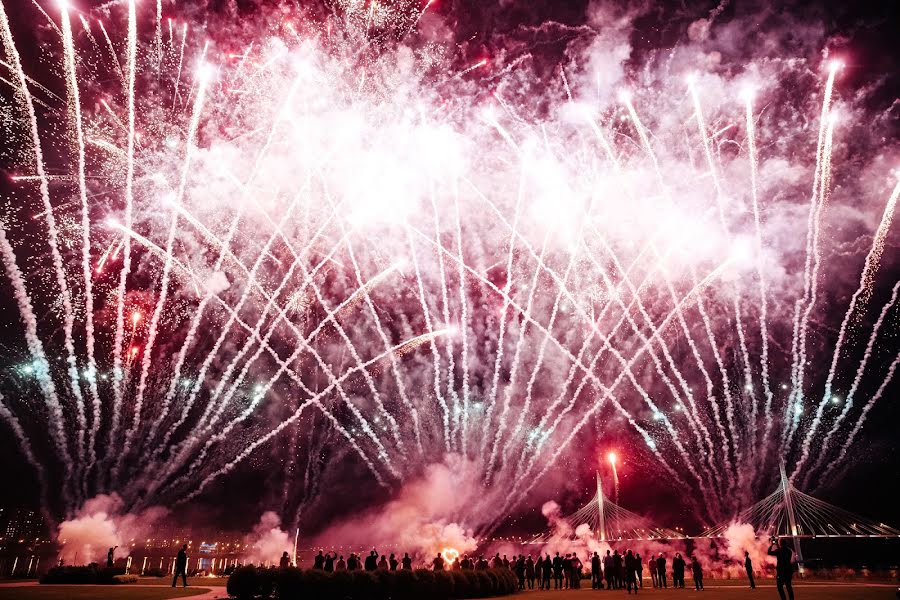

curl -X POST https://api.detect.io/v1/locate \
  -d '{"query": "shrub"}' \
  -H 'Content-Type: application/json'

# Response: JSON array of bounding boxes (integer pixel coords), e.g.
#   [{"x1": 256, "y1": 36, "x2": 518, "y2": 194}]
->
[
  {"x1": 142, "y1": 567, "x2": 166, "y2": 578},
  {"x1": 227, "y1": 566, "x2": 259, "y2": 600},
  {"x1": 433, "y1": 571, "x2": 455, "y2": 600},
  {"x1": 461, "y1": 570, "x2": 481, "y2": 597},
  {"x1": 258, "y1": 568, "x2": 276, "y2": 599},
  {"x1": 392, "y1": 568, "x2": 418, "y2": 600},
  {"x1": 227, "y1": 565, "x2": 517, "y2": 599},
  {"x1": 40, "y1": 566, "x2": 122, "y2": 585},
  {"x1": 113, "y1": 574, "x2": 139, "y2": 584}
]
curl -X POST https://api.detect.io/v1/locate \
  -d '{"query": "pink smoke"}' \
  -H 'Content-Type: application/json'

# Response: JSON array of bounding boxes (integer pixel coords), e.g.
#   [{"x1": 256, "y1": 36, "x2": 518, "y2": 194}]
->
[
  {"x1": 243, "y1": 511, "x2": 293, "y2": 566},
  {"x1": 57, "y1": 494, "x2": 168, "y2": 565},
  {"x1": 311, "y1": 459, "x2": 479, "y2": 564}
]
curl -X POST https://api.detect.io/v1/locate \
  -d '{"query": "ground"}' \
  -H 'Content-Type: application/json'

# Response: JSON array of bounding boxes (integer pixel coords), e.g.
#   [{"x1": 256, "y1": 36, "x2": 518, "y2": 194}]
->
[{"x1": 0, "y1": 578, "x2": 895, "y2": 599}]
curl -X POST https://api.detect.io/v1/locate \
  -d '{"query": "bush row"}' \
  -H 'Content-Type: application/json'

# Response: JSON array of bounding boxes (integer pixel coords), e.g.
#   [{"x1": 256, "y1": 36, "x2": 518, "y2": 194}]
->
[
  {"x1": 40, "y1": 565, "x2": 129, "y2": 585},
  {"x1": 227, "y1": 566, "x2": 519, "y2": 600}
]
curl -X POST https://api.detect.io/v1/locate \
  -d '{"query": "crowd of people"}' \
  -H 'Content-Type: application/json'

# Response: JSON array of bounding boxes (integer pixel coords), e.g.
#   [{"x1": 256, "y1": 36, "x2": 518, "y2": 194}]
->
[
  {"x1": 299, "y1": 547, "x2": 709, "y2": 594},
  {"x1": 286, "y1": 539, "x2": 803, "y2": 598}
]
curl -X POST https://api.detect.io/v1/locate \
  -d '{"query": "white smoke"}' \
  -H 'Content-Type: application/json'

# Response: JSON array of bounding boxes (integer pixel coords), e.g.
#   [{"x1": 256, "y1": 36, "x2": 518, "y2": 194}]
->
[
  {"x1": 312, "y1": 458, "x2": 480, "y2": 563},
  {"x1": 57, "y1": 494, "x2": 168, "y2": 565},
  {"x1": 243, "y1": 511, "x2": 293, "y2": 566}
]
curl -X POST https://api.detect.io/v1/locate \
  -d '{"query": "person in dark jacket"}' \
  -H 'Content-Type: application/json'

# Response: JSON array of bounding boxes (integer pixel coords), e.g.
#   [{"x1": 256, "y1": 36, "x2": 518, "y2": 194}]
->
[
  {"x1": 745, "y1": 551, "x2": 756, "y2": 589},
  {"x1": 604, "y1": 550, "x2": 614, "y2": 589},
  {"x1": 526, "y1": 555, "x2": 536, "y2": 589},
  {"x1": 768, "y1": 539, "x2": 795, "y2": 600},
  {"x1": 313, "y1": 551, "x2": 325, "y2": 570},
  {"x1": 541, "y1": 554, "x2": 552, "y2": 590},
  {"x1": 591, "y1": 551, "x2": 603, "y2": 589},
  {"x1": 172, "y1": 544, "x2": 188, "y2": 588},
  {"x1": 562, "y1": 554, "x2": 572, "y2": 589},
  {"x1": 107, "y1": 547, "x2": 117, "y2": 569},
  {"x1": 515, "y1": 556, "x2": 526, "y2": 590},
  {"x1": 613, "y1": 550, "x2": 624, "y2": 589},
  {"x1": 672, "y1": 553, "x2": 686, "y2": 588},
  {"x1": 279, "y1": 552, "x2": 290, "y2": 568},
  {"x1": 433, "y1": 553, "x2": 445, "y2": 571},
  {"x1": 364, "y1": 550, "x2": 378, "y2": 571},
  {"x1": 656, "y1": 554, "x2": 667, "y2": 588},
  {"x1": 648, "y1": 555, "x2": 658, "y2": 588},
  {"x1": 624, "y1": 550, "x2": 638, "y2": 594},
  {"x1": 552, "y1": 552, "x2": 564, "y2": 589},
  {"x1": 402, "y1": 552, "x2": 413, "y2": 570},
  {"x1": 389, "y1": 553, "x2": 399, "y2": 571},
  {"x1": 691, "y1": 555, "x2": 704, "y2": 590},
  {"x1": 635, "y1": 553, "x2": 644, "y2": 588},
  {"x1": 325, "y1": 552, "x2": 336, "y2": 572}
]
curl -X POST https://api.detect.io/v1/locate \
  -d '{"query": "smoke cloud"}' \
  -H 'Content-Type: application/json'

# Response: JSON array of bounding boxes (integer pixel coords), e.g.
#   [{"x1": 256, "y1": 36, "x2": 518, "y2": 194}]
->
[
  {"x1": 56, "y1": 494, "x2": 168, "y2": 565},
  {"x1": 243, "y1": 511, "x2": 293, "y2": 566}
]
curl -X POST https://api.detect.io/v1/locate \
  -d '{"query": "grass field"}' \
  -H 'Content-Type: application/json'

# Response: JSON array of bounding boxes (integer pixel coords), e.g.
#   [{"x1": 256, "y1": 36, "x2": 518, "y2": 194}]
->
[
  {"x1": 0, "y1": 586, "x2": 210, "y2": 600},
  {"x1": 520, "y1": 581, "x2": 899, "y2": 599}
]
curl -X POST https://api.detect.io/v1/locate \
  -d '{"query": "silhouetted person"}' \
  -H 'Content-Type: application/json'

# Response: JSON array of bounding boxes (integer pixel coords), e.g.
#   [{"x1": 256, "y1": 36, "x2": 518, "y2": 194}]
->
[
  {"x1": 336, "y1": 556, "x2": 346, "y2": 571},
  {"x1": 433, "y1": 553, "x2": 445, "y2": 571},
  {"x1": 541, "y1": 554, "x2": 552, "y2": 589},
  {"x1": 768, "y1": 539, "x2": 795, "y2": 600},
  {"x1": 591, "y1": 551, "x2": 602, "y2": 589},
  {"x1": 562, "y1": 553, "x2": 572, "y2": 589},
  {"x1": 402, "y1": 552, "x2": 412, "y2": 570},
  {"x1": 572, "y1": 554, "x2": 583, "y2": 589},
  {"x1": 461, "y1": 554, "x2": 472, "y2": 570},
  {"x1": 604, "y1": 550, "x2": 614, "y2": 589},
  {"x1": 172, "y1": 544, "x2": 188, "y2": 588},
  {"x1": 691, "y1": 555, "x2": 704, "y2": 590},
  {"x1": 552, "y1": 552, "x2": 563, "y2": 589},
  {"x1": 492, "y1": 553, "x2": 503, "y2": 569},
  {"x1": 526, "y1": 555, "x2": 535, "y2": 589},
  {"x1": 515, "y1": 556, "x2": 526, "y2": 590},
  {"x1": 636, "y1": 553, "x2": 644, "y2": 588},
  {"x1": 745, "y1": 551, "x2": 756, "y2": 589},
  {"x1": 280, "y1": 552, "x2": 290, "y2": 568},
  {"x1": 107, "y1": 547, "x2": 116, "y2": 569},
  {"x1": 624, "y1": 550, "x2": 638, "y2": 594},
  {"x1": 389, "y1": 553, "x2": 398, "y2": 571},
  {"x1": 365, "y1": 550, "x2": 378, "y2": 571},
  {"x1": 648, "y1": 555, "x2": 658, "y2": 588},
  {"x1": 673, "y1": 553, "x2": 685, "y2": 588},
  {"x1": 656, "y1": 554, "x2": 667, "y2": 588},
  {"x1": 613, "y1": 550, "x2": 623, "y2": 589},
  {"x1": 314, "y1": 550, "x2": 325, "y2": 570},
  {"x1": 347, "y1": 553, "x2": 358, "y2": 571},
  {"x1": 325, "y1": 552, "x2": 336, "y2": 572}
]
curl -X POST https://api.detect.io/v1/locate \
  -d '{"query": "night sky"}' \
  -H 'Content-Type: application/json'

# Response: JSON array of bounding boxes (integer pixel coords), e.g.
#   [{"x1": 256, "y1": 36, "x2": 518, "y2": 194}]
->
[{"x1": 0, "y1": 0, "x2": 898, "y2": 539}]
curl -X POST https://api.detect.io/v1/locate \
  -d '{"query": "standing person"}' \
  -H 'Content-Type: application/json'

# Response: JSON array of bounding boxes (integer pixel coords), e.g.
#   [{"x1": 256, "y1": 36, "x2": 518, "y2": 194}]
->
[
  {"x1": 535, "y1": 556, "x2": 544, "y2": 589},
  {"x1": 572, "y1": 554, "x2": 583, "y2": 589},
  {"x1": 691, "y1": 556, "x2": 704, "y2": 590},
  {"x1": 364, "y1": 550, "x2": 378, "y2": 571},
  {"x1": 656, "y1": 554, "x2": 667, "y2": 589},
  {"x1": 604, "y1": 550, "x2": 614, "y2": 590},
  {"x1": 378, "y1": 555, "x2": 388, "y2": 570},
  {"x1": 389, "y1": 553, "x2": 399, "y2": 571},
  {"x1": 515, "y1": 556, "x2": 526, "y2": 590},
  {"x1": 562, "y1": 554, "x2": 572, "y2": 589},
  {"x1": 624, "y1": 550, "x2": 638, "y2": 595},
  {"x1": 279, "y1": 552, "x2": 290, "y2": 568},
  {"x1": 313, "y1": 551, "x2": 325, "y2": 570},
  {"x1": 503, "y1": 555, "x2": 510, "y2": 569},
  {"x1": 433, "y1": 553, "x2": 445, "y2": 571},
  {"x1": 648, "y1": 554, "x2": 658, "y2": 588},
  {"x1": 613, "y1": 550, "x2": 623, "y2": 590},
  {"x1": 591, "y1": 551, "x2": 603, "y2": 589},
  {"x1": 325, "y1": 552, "x2": 336, "y2": 572},
  {"x1": 745, "y1": 551, "x2": 756, "y2": 589},
  {"x1": 402, "y1": 552, "x2": 413, "y2": 570},
  {"x1": 172, "y1": 544, "x2": 188, "y2": 588},
  {"x1": 336, "y1": 556, "x2": 346, "y2": 571},
  {"x1": 541, "y1": 554, "x2": 552, "y2": 590},
  {"x1": 636, "y1": 553, "x2": 644, "y2": 588},
  {"x1": 673, "y1": 553, "x2": 685, "y2": 588},
  {"x1": 107, "y1": 547, "x2": 117, "y2": 569},
  {"x1": 768, "y1": 539, "x2": 795, "y2": 600},
  {"x1": 552, "y1": 552, "x2": 563, "y2": 589},
  {"x1": 526, "y1": 555, "x2": 536, "y2": 590}
]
